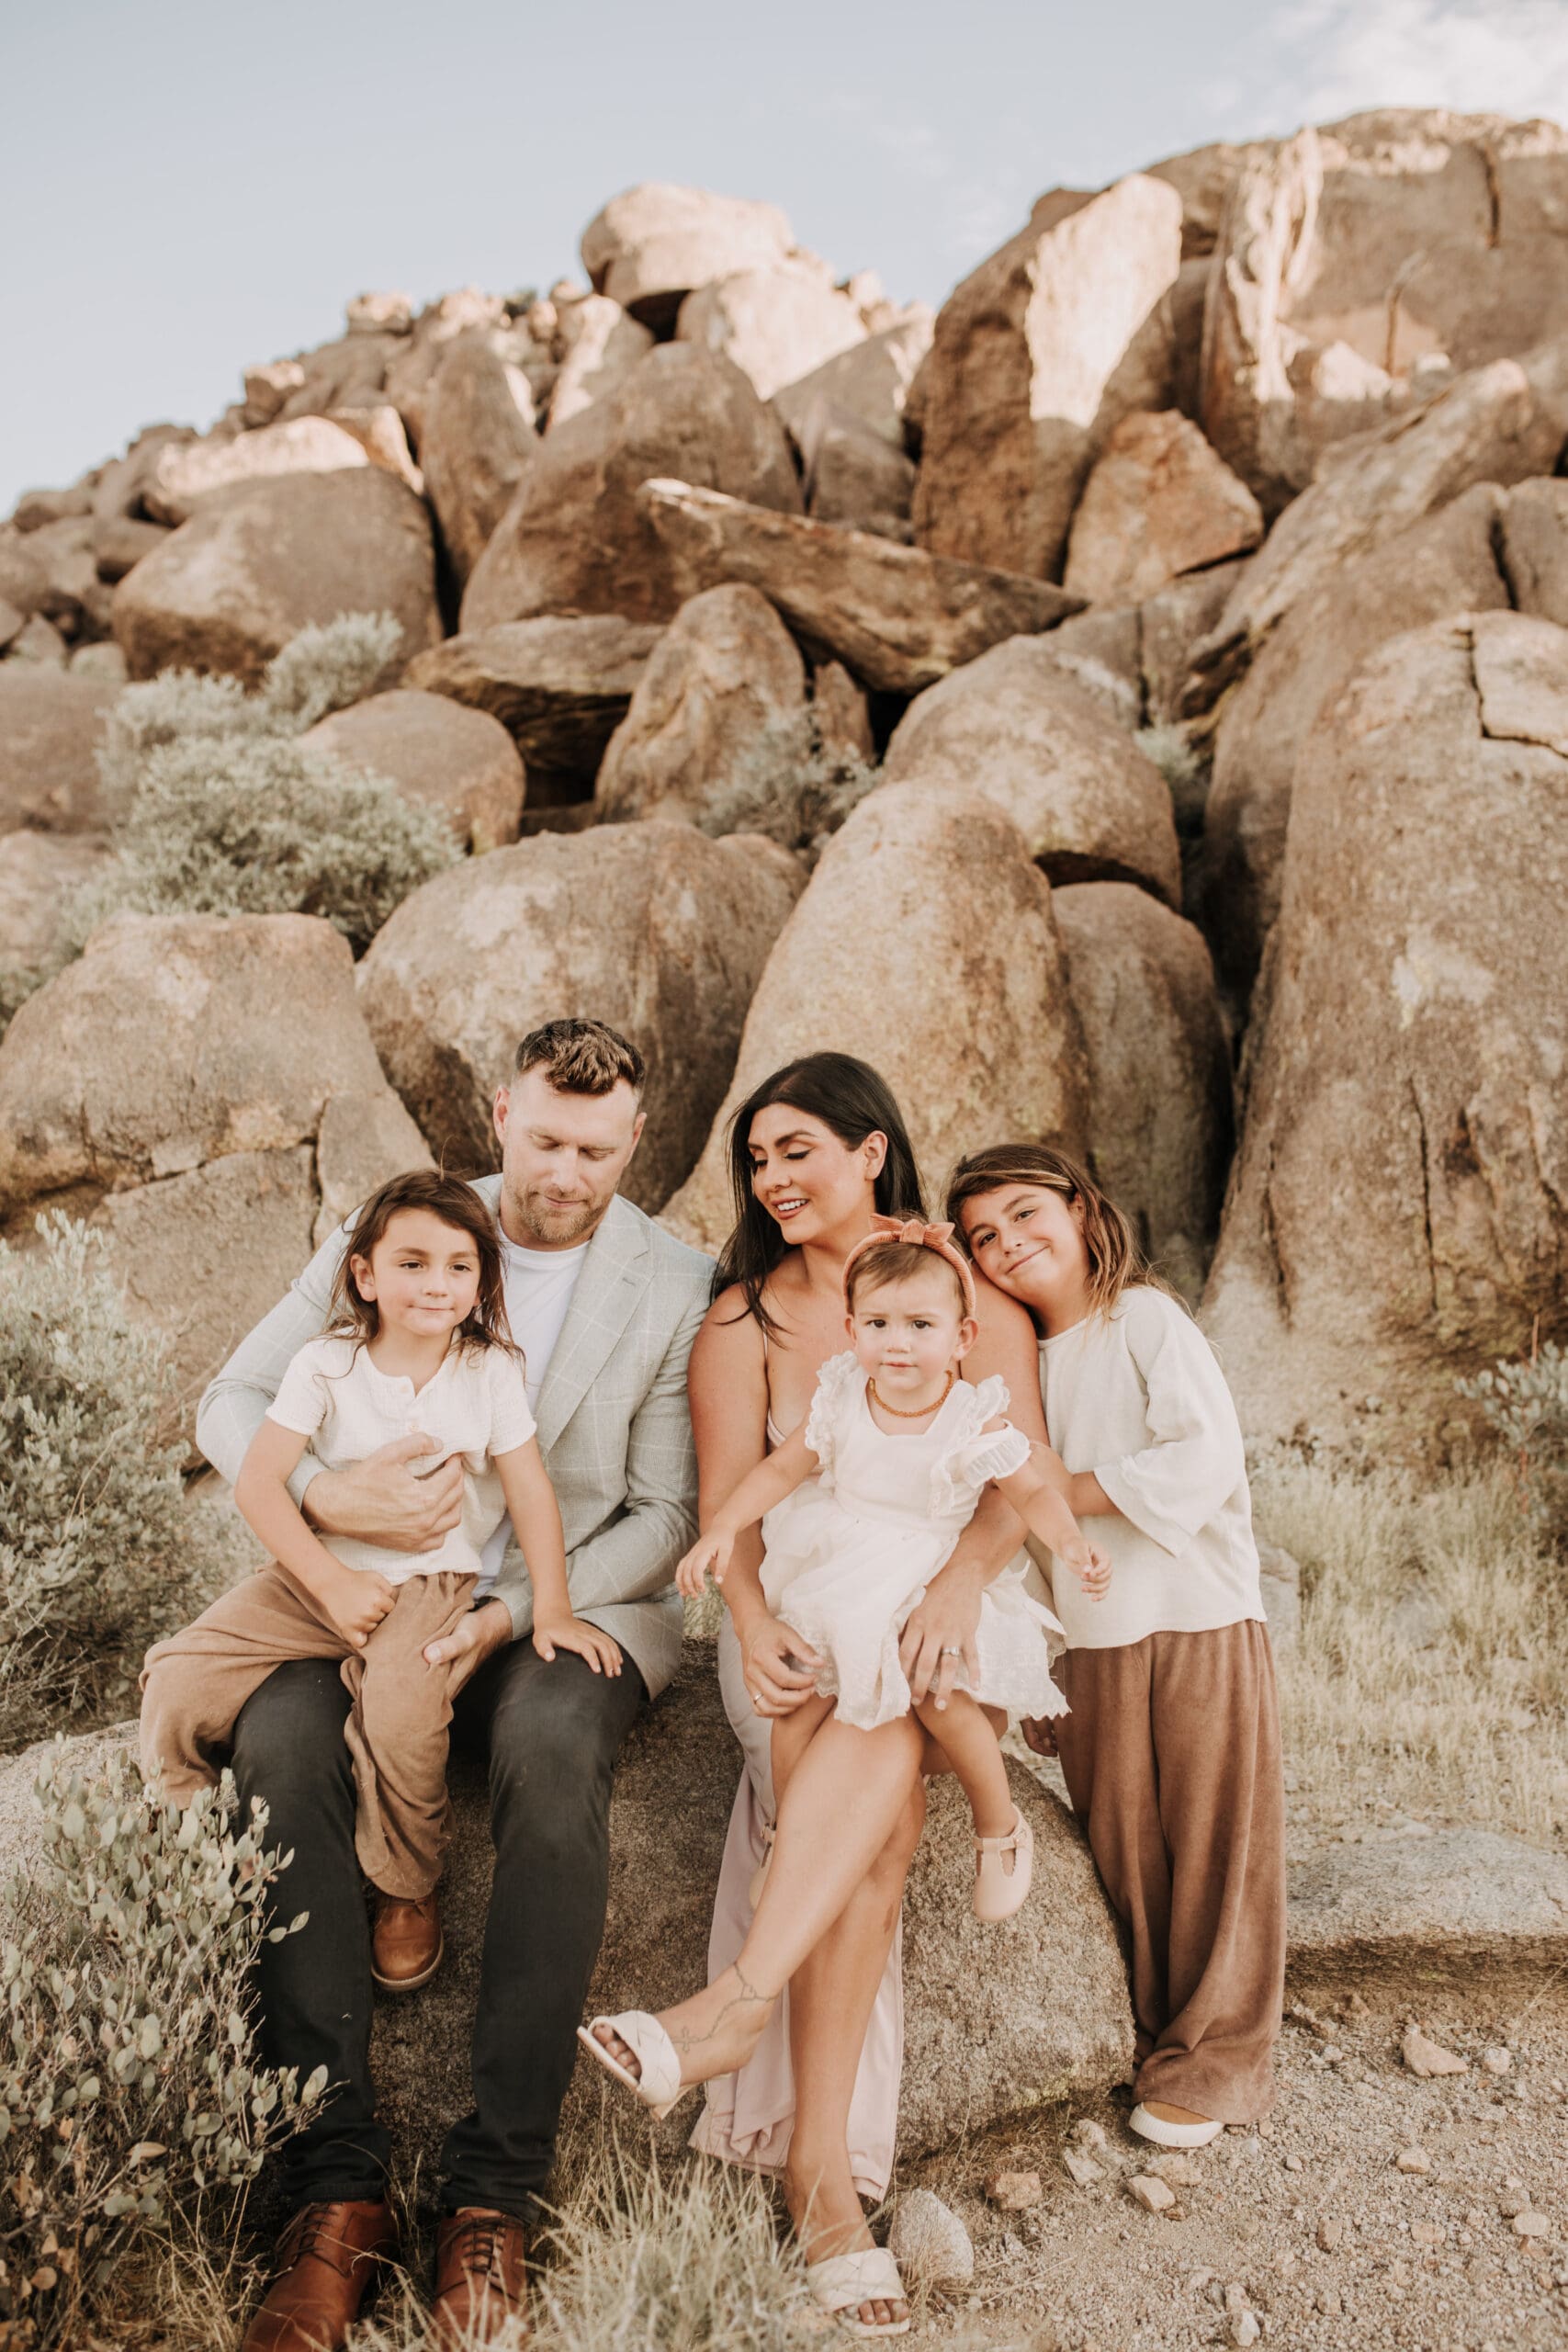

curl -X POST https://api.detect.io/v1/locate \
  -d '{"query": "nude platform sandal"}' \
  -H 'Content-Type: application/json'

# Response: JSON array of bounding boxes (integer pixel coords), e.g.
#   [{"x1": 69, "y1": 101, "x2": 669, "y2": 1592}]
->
[
  {"x1": 807, "y1": 2247, "x2": 912, "y2": 2338},
  {"x1": 576, "y1": 2012, "x2": 693, "y2": 2121}
]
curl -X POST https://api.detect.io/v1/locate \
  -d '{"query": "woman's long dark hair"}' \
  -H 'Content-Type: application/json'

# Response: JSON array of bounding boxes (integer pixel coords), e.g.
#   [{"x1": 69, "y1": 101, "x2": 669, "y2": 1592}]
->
[{"x1": 715, "y1": 1053, "x2": 925, "y2": 1333}]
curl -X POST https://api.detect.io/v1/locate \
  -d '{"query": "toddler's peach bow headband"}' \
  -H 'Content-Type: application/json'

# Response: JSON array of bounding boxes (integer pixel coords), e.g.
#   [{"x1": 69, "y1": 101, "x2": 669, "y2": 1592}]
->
[{"x1": 842, "y1": 1213, "x2": 977, "y2": 1317}]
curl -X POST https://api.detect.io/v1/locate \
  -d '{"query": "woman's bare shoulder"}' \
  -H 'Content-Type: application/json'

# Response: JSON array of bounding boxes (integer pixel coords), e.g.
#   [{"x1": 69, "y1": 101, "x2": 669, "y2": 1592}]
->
[{"x1": 694, "y1": 1281, "x2": 761, "y2": 1351}]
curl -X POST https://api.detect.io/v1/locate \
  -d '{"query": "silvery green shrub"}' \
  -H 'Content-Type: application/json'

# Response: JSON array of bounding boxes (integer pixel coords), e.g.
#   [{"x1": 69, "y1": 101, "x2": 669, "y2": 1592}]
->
[
  {"x1": 694, "y1": 707, "x2": 880, "y2": 859},
  {"x1": 1460, "y1": 1340, "x2": 1568, "y2": 1536},
  {"x1": 0, "y1": 1216, "x2": 233, "y2": 1736},
  {"x1": 0, "y1": 1747, "x2": 320, "y2": 2348}
]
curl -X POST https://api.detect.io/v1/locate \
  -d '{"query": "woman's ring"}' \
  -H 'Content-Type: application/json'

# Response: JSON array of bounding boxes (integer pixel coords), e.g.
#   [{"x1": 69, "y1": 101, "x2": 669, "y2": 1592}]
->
[{"x1": 940, "y1": 1645, "x2": 961, "y2": 1657}]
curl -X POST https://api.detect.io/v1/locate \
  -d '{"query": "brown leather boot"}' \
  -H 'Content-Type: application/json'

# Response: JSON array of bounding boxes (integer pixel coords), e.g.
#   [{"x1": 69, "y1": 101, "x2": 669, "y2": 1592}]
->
[
  {"x1": 372, "y1": 1891, "x2": 444, "y2": 1991},
  {"x1": 426, "y1": 2208, "x2": 529, "y2": 2347},
  {"x1": 242, "y1": 2199, "x2": 397, "y2": 2351}
]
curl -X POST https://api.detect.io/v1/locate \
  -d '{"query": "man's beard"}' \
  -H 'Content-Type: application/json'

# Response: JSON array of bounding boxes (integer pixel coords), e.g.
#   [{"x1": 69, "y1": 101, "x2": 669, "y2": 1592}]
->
[{"x1": 513, "y1": 1188, "x2": 600, "y2": 1247}]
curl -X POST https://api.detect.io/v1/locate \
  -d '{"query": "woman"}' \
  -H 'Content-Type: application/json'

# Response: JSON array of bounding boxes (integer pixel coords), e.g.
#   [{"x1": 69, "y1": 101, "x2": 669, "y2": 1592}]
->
[{"x1": 685, "y1": 1057, "x2": 1046, "y2": 2329}]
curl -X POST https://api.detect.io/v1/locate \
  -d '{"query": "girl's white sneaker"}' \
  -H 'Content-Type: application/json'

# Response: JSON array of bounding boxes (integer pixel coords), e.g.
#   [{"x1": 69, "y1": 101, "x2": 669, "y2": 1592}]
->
[{"x1": 1129, "y1": 2101, "x2": 1224, "y2": 2148}]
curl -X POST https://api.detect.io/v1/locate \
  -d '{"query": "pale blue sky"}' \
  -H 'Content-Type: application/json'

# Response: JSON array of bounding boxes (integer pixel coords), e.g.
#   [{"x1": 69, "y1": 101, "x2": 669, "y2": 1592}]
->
[{"x1": 4, "y1": 0, "x2": 1565, "y2": 510}]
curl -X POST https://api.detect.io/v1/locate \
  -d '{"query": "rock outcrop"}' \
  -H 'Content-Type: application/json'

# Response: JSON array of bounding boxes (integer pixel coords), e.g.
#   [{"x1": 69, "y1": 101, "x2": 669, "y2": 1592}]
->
[
  {"x1": 0, "y1": 829, "x2": 111, "y2": 984},
  {"x1": 418, "y1": 334, "x2": 539, "y2": 588},
  {"x1": 0, "y1": 912, "x2": 430, "y2": 1423},
  {"x1": 1200, "y1": 112, "x2": 1568, "y2": 511},
  {"x1": 581, "y1": 184, "x2": 797, "y2": 329},
  {"x1": 1203, "y1": 613, "x2": 1568, "y2": 1446},
  {"x1": 880, "y1": 637, "x2": 1181, "y2": 903},
  {"x1": 403, "y1": 616, "x2": 661, "y2": 805},
  {"x1": 113, "y1": 469, "x2": 442, "y2": 685},
  {"x1": 677, "y1": 259, "x2": 866, "y2": 401},
  {"x1": 300, "y1": 689, "x2": 526, "y2": 853},
  {"x1": 1202, "y1": 483, "x2": 1510, "y2": 1005},
  {"x1": 773, "y1": 309, "x2": 934, "y2": 451},
  {"x1": 595, "y1": 584, "x2": 807, "y2": 827},
  {"x1": 460, "y1": 345, "x2": 802, "y2": 630},
  {"x1": 913, "y1": 175, "x2": 1184, "y2": 581},
  {"x1": 661, "y1": 785, "x2": 1089, "y2": 1248},
  {"x1": 1062, "y1": 411, "x2": 1262, "y2": 606},
  {"x1": 356, "y1": 822, "x2": 805, "y2": 1213},
  {"x1": 0, "y1": 665, "x2": 118, "y2": 833},
  {"x1": 1052, "y1": 882, "x2": 1233, "y2": 1301},
  {"x1": 639, "y1": 479, "x2": 1081, "y2": 695},
  {"x1": 548, "y1": 295, "x2": 655, "y2": 433}
]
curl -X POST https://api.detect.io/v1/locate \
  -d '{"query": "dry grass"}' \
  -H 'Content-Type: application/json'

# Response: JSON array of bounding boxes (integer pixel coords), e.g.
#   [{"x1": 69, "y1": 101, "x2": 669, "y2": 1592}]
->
[{"x1": 1257, "y1": 1459, "x2": 1568, "y2": 1847}]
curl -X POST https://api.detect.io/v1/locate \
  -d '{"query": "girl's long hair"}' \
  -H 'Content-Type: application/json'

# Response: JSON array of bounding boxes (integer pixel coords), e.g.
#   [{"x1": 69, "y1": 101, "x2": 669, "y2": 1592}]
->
[
  {"x1": 944, "y1": 1142, "x2": 1176, "y2": 1322},
  {"x1": 715, "y1": 1053, "x2": 925, "y2": 1334},
  {"x1": 328, "y1": 1170, "x2": 516, "y2": 1361}
]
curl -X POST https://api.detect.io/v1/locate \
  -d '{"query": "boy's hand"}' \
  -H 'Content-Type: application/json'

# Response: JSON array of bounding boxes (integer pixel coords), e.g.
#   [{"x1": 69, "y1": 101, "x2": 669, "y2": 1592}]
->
[
  {"x1": 535, "y1": 1611, "x2": 622, "y2": 1675},
  {"x1": 1021, "y1": 1714, "x2": 1059, "y2": 1758},
  {"x1": 323, "y1": 1568, "x2": 397, "y2": 1648},
  {"x1": 1059, "y1": 1535, "x2": 1112, "y2": 1601},
  {"x1": 676, "y1": 1529, "x2": 734, "y2": 1598}
]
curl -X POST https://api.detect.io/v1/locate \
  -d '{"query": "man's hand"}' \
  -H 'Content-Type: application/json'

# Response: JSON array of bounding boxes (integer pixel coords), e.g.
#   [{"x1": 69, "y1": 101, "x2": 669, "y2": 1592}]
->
[
  {"x1": 423, "y1": 1596, "x2": 513, "y2": 1690},
  {"x1": 304, "y1": 1434, "x2": 465, "y2": 1554},
  {"x1": 899, "y1": 1557, "x2": 985, "y2": 1712},
  {"x1": 1021, "y1": 1714, "x2": 1059, "y2": 1758}
]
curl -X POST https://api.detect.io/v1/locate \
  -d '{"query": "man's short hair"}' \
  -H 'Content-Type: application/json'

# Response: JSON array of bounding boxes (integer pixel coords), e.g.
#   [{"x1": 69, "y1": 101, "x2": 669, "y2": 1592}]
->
[{"x1": 513, "y1": 1019, "x2": 646, "y2": 1095}]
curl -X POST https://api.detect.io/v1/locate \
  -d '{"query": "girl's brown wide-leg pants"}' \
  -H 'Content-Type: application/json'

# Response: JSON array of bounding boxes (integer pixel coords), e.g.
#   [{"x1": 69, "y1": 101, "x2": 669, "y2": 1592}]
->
[
  {"x1": 140, "y1": 1566, "x2": 477, "y2": 1901},
  {"x1": 1055, "y1": 1618, "x2": 1287, "y2": 2123}
]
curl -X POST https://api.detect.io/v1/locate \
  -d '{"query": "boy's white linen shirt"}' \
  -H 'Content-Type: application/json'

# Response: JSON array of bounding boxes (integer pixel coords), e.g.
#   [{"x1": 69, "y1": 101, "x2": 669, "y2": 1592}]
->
[
  {"x1": 1036, "y1": 1285, "x2": 1264, "y2": 1651},
  {"x1": 266, "y1": 1335, "x2": 536, "y2": 1584}
]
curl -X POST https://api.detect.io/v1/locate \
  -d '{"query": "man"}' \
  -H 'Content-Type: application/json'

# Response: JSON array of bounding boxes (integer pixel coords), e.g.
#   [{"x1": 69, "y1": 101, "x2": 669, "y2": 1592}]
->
[{"x1": 196, "y1": 1019, "x2": 712, "y2": 2349}]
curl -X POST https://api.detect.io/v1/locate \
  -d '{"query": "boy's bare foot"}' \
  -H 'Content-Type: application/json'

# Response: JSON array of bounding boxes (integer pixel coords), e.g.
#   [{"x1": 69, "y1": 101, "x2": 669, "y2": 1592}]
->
[
  {"x1": 585, "y1": 1963, "x2": 774, "y2": 2091},
  {"x1": 784, "y1": 2152, "x2": 908, "y2": 2333}
]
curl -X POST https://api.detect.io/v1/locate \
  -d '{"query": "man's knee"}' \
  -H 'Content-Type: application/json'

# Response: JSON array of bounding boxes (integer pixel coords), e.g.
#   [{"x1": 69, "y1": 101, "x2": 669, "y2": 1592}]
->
[
  {"x1": 486, "y1": 1651, "x2": 641, "y2": 1838},
  {"x1": 231, "y1": 1658, "x2": 354, "y2": 1819}
]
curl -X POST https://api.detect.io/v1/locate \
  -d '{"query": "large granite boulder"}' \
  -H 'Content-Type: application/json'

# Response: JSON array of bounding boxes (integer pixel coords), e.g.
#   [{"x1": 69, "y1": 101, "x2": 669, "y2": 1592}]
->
[
  {"x1": 113, "y1": 469, "x2": 442, "y2": 686},
  {"x1": 661, "y1": 785, "x2": 1089, "y2": 1249},
  {"x1": 638, "y1": 479, "x2": 1081, "y2": 695},
  {"x1": 403, "y1": 616, "x2": 661, "y2": 806},
  {"x1": 141, "y1": 417, "x2": 383, "y2": 525},
  {"x1": 460, "y1": 345, "x2": 802, "y2": 631},
  {"x1": 595, "y1": 584, "x2": 807, "y2": 826},
  {"x1": 773, "y1": 309, "x2": 934, "y2": 452},
  {"x1": 356, "y1": 822, "x2": 806, "y2": 1214},
  {"x1": 912, "y1": 175, "x2": 1184, "y2": 581},
  {"x1": 1498, "y1": 474, "x2": 1568, "y2": 621},
  {"x1": 419, "y1": 334, "x2": 539, "y2": 588},
  {"x1": 880, "y1": 637, "x2": 1181, "y2": 904},
  {"x1": 676, "y1": 259, "x2": 866, "y2": 401},
  {"x1": 1062, "y1": 412, "x2": 1262, "y2": 607},
  {"x1": 1201, "y1": 110, "x2": 1568, "y2": 512},
  {"x1": 581, "y1": 183, "x2": 796, "y2": 330},
  {"x1": 1193, "y1": 337, "x2": 1568, "y2": 684},
  {"x1": 1202, "y1": 484, "x2": 1511, "y2": 1006},
  {"x1": 0, "y1": 830, "x2": 112, "y2": 996},
  {"x1": 1052, "y1": 882, "x2": 1233, "y2": 1303},
  {"x1": 548, "y1": 294, "x2": 655, "y2": 433},
  {"x1": 0, "y1": 912, "x2": 430, "y2": 1428},
  {"x1": 299, "y1": 689, "x2": 525, "y2": 853},
  {"x1": 0, "y1": 664, "x2": 118, "y2": 834},
  {"x1": 1203, "y1": 612, "x2": 1568, "y2": 1449}
]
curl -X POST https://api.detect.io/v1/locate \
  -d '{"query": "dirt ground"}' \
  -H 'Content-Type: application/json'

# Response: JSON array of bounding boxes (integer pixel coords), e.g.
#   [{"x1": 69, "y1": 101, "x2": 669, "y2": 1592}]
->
[{"x1": 901, "y1": 1984, "x2": 1568, "y2": 2352}]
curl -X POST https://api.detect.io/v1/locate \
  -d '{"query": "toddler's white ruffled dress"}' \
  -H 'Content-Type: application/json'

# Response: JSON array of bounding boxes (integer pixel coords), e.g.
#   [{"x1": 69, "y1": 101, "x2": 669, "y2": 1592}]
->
[{"x1": 760, "y1": 1351, "x2": 1067, "y2": 1729}]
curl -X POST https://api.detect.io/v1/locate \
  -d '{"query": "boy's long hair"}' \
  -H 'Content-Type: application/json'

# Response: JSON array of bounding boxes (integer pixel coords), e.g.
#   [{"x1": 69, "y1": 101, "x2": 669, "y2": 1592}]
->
[
  {"x1": 328, "y1": 1170, "x2": 516, "y2": 1361},
  {"x1": 945, "y1": 1143, "x2": 1177, "y2": 1322}
]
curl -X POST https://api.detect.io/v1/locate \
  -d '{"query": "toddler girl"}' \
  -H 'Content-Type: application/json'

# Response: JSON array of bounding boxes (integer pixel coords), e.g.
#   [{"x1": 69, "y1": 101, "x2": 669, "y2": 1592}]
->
[
  {"x1": 948, "y1": 1145, "x2": 1287, "y2": 2146},
  {"x1": 676, "y1": 1216, "x2": 1111, "y2": 1921},
  {"x1": 141, "y1": 1168, "x2": 619, "y2": 1990}
]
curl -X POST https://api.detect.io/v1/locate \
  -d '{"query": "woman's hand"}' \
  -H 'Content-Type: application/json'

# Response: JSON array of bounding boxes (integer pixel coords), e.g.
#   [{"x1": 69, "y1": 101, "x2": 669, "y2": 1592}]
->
[
  {"x1": 899, "y1": 1557, "x2": 984, "y2": 1713},
  {"x1": 321, "y1": 1567, "x2": 397, "y2": 1649},
  {"x1": 739, "y1": 1613, "x2": 822, "y2": 1717},
  {"x1": 1021, "y1": 1715, "x2": 1059, "y2": 1758},
  {"x1": 534, "y1": 1609, "x2": 623, "y2": 1675},
  {"x1": 677, "y1": 1528, "x2": 735, "y2": 1598}
]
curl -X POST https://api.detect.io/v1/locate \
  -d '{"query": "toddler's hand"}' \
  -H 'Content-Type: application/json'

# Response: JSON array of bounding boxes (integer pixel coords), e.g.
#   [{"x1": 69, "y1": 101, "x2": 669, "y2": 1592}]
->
[
  {"x1": 535, "y1": 1611, "x2": 622, "y2": 1676},
  {"x1": 325, "y1": 1569, "x2": 397, "y2": 1648},
  {"x1": 676, "y1": 1530, "x2": 734, "y2": 1598},
  {"x1": 1061, "y1": 1536, "x2": 1112, "y2": 1601},
  {"x1": 1021, "y1": 1714, "x2": 1059, "y2": 1759}
]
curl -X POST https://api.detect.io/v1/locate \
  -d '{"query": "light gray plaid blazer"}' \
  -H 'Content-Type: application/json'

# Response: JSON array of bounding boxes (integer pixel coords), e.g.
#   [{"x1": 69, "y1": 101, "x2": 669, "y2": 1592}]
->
[{"x1": 195, "y1": 1176, "x2": 714, "y2": 1699}]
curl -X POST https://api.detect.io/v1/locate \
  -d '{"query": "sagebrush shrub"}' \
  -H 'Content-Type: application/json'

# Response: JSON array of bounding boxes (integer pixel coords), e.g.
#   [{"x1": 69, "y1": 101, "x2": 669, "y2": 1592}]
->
[
  {"x1": 1134, "y1": 720, "x2": 1207, "y2": 833},
  {"x1": 0, "y1": 1747, "x2": 320, "y2": 2349},
  {"x1": 695, "y1": 707, "x2": 880, "y2": 857},
  {"x1": 0, "y1": 1216, "x2": 236, "y2": 1738},
  {"x1": 1459, "y1": 1340, "x2": 1568, "y2": 1535}
]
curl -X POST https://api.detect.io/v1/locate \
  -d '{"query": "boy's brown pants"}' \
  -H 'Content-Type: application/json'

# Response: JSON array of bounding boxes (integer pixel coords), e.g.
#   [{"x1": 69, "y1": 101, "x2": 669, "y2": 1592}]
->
[
  {"x1": 140, "y1": 1567, "x2": 477, "y2": 1901},
  {"x1": 1055, "y1": 1619, "x2": 1286, "y2": 2124}
]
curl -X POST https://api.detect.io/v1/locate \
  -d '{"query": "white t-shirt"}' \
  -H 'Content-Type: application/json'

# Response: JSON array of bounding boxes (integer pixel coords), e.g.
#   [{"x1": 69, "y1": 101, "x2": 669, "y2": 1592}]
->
[
  {"x1": 474, "y1": 1233, "x2": 592, "y2": 1579},
  {"x1": 267, "y1": 1334, "x2": 536, "y2": 1585},
  {"x1": 1036, "y1": 1285, "x2": 1264, "y2": 1652}
]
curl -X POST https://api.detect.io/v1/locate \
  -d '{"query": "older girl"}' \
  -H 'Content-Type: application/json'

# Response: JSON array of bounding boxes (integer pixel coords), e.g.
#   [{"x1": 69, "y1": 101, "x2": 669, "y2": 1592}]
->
[{"x1": 947, "y1": 1143, "x2": 1286, "y2": 2149}]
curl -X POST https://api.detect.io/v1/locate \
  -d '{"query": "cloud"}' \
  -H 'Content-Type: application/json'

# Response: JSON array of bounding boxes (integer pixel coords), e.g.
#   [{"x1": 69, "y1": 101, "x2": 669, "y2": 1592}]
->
[{"x1": 1244, "y1": 0, "x2": 1568, "y2": 133}]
